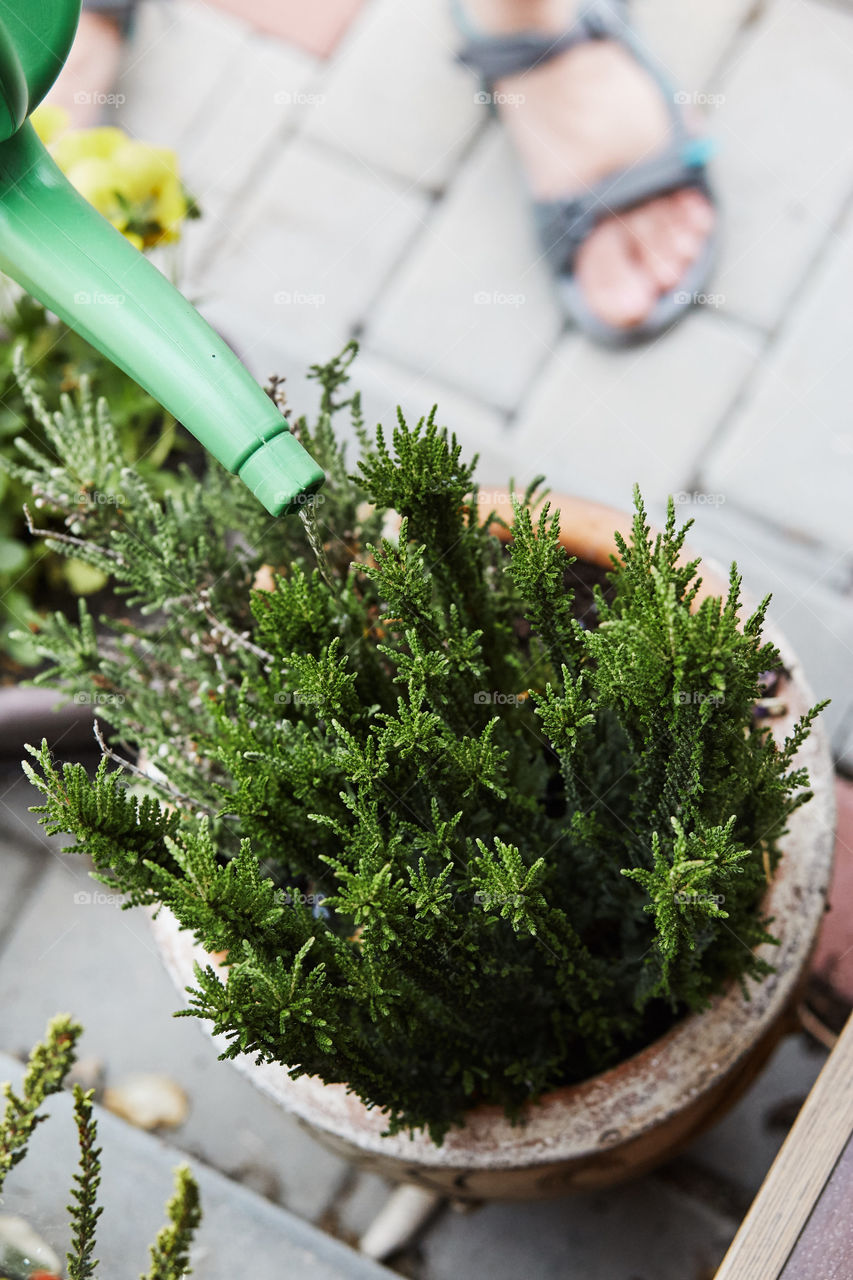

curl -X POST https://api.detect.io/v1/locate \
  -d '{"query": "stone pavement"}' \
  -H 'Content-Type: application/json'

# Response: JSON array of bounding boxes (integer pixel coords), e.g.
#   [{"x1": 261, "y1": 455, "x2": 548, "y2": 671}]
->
[
  {"x1": 0, "y1": 1048, "x2": 395, "y2": 1280},
  {"x1": 5, "y1": 0, "x2": 853, "y2": 1275}
]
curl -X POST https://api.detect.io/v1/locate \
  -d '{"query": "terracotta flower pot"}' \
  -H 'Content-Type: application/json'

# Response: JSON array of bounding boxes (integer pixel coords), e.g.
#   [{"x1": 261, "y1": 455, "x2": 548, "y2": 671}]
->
[{"x1": 149, "y1": 494, "x2": 836, "y2": 1198}]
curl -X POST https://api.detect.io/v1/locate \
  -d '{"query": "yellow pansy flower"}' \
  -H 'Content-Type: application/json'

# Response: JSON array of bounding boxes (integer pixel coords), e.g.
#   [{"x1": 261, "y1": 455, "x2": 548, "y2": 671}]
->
[{"x1": 29, "y1": 108, "x2": 195, "y2": 250}]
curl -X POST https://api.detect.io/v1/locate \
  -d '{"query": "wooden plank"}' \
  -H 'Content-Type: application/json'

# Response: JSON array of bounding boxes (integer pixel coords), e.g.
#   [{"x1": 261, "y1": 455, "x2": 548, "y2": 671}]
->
[
  {"x1": 779, "y1": 1134, "x2": 853, "y2": 1278},
  {"x1": 715, "y1": 1013, "x2": 853, "y2": 1279}
]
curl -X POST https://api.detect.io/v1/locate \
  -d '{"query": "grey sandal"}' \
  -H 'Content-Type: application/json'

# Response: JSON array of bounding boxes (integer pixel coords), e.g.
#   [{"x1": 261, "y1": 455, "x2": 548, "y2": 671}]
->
[{"x1": 453, "y1": 0, "x2": 718, "y2": 344}]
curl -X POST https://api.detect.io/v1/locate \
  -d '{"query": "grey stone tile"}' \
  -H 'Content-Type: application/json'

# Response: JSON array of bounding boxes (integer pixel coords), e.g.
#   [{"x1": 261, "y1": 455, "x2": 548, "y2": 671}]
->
[
  {"x1": 197, "y1": 136, "x2": 429, "y2": 366},
  {"x1": 0, "y1": 767, "x2": 48, "y2": 950},
  {"x1": 684, "y1": 1032, "x2": 829, "y2": 1199},
  {"x1": 511, "y1": 311, "x2": 760, "y2": 510},
  {"x1": 0, "y1": 1051, "x2": 394, "y2": 1280},
  {"x1": 302, "y1": 0, "x2": 482, "y2": 192},
  {"x1": 0, "y1": 836, "x2": 350, "y2": 1224},
  {"x1": 118, "y1": 0, "x2": 250, "y2": 149},
  {"x1": 366, "y1": 123, "x2": 564, "y2": 413},
  {"x1": 178, "y1": 35, "x2": 319, "y2": 284},
  {"x1": 635, "y1": 0, "x2": 755, "y2": 89},
  {"x1": 419, "y1": 1176, "x2": 737, "y2": 1280},
  {"x1": 708, "y1": 0, "x2": 853, "y2": 331},
  {"x1": 703, "y1": 204, "x2": 853, "y2": 553}
]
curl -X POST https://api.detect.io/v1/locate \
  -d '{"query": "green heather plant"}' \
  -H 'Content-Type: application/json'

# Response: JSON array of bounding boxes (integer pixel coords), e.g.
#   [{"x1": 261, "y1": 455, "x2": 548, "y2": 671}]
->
[
  {"x1": 11, "y1": 344, "x2": 823, "y2": 1142},
  {"x1": 0, "y1": 1016, "x2": 201, "y2": 1280},
  {"x1": 0, "y1": 298, "x2": 200, "y2": 666}
]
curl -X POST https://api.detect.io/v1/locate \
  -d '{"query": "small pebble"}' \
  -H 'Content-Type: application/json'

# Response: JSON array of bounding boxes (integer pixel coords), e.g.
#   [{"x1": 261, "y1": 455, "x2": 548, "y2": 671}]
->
[{"x1": 103, "y1": 1073, "x2": 189, "y2": 1131}]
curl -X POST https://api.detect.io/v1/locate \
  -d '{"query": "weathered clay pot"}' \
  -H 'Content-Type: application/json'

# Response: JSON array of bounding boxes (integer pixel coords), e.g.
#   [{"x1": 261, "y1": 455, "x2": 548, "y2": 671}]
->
[{"x1": 149, "y1": 494, "x2": 836, "y2": 1198}]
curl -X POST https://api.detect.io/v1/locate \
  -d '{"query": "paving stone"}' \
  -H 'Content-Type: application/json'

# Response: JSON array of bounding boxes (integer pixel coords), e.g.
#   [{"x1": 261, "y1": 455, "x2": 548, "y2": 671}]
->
[
  {"x1": 679, "y1": 501, "x2": 853, "y2": 751},
  {"x1": 0, "y1": 1052, "x2": 394, "y2": 1280},
  {"x1": 634, "y1": 0, "x2": 755, "y2": 89},
  {"x1": 0, "y1": 764, "x2": 66, "y2": 859},
  {"x1": 302, "y1": 0, "x2": 482, "y2": 192},
  {"x1": 708, "y1": 0, "x2": 853, "y2": 331},
  {"x1": 419, "y1": 1175, "x2": 737, "y2": 1280},
  {"x1": 198, "y1": 136, "x2": 429, "y2": 368},
  {"x1": 177, "y1": 35, "x2": 319, "y2": 284},
  {"x1": 118, "y1": 1, "x2": 250, "y2": 150},
  {"x1": 366, "y1": 123, "x2": 564, "y2": 413},
  {"x1": 703, "y1": 203, "x2": 853, "y2": 552},
  {"x1": 0, "y1": 824, "x2": 350, "y2": 1224},
  {"x1": 511, "y1": 311, "x2": 759, "y2": 510},
  {"x1": 685, "y1": 1032, "x2": 828, "y2": 1199},
  {"x1": 0, "y1": 767, "x2": 48, "y2": 950},
  {"x1": 206, "y1": 0, "x2": 366, "y2": 58},
  {"x1": 809, "y1": 777, "x2": 853, "y2": 1005}
]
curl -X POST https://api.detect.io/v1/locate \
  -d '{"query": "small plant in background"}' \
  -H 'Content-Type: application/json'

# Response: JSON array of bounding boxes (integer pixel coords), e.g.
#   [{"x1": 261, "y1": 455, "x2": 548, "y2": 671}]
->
[
  {"x1": 0, "y1": 1016, "x2": 201, "y2": 1280},
  {"x1": 12, "y1": 344, "x2": 823, "y2": 1142},
  {"x1": 0, "y1": 107, "x2": 201, "y2": 668}
]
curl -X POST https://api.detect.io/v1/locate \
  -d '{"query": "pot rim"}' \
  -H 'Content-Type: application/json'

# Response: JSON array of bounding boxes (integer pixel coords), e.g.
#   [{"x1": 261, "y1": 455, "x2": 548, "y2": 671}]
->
[{"x1": 149, "y1": 493, "x2": 836, "y2": 1170}]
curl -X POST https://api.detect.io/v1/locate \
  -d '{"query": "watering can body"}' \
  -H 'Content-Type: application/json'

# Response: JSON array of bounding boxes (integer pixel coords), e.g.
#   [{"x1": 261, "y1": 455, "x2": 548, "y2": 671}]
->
[{"x1": 0, "y1": 0, "x2": 323, "y2": 514}]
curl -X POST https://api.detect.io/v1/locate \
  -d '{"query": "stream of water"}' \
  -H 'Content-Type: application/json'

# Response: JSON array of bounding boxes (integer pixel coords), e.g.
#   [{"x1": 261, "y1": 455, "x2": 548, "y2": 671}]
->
[{"x1": 299, "y1": 497, "x2": 337, "y2": 594}]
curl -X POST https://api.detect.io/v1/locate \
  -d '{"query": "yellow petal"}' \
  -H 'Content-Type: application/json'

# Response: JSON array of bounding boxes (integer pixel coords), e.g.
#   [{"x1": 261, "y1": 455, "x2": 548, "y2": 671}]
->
[
  {"x1": 153, "y1": 175, "x2": 188, "y2": 232},
  {"x1": 65, "y1": 156, "x2": 126, "y2": 223},
  {"x1": 51, "y1": 126, "x2": 127, "y2": 171},
  {"x1": 112, "y1": 141, "x2": 181, "y2": 203},
  {"x1": 31, "y1": 103, "x2": 70, "y2": 145}
]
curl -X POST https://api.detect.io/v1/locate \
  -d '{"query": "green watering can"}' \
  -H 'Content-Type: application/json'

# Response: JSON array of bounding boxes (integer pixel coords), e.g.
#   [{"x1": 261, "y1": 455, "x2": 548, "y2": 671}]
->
[{"x1": 0, "y1": 0, "x2": 324, "y2": 514}]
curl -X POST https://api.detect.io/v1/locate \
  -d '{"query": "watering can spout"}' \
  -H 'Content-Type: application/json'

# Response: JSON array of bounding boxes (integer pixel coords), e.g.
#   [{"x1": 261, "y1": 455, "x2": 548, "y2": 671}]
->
[{"x1": 0, "y1": 1, "x2": 323, "y2": 515}]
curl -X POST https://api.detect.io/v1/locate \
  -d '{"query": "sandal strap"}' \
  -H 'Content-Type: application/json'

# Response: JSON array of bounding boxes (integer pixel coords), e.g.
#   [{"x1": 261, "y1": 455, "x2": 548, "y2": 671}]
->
[
  {"x1": 455, "y1": 0, "x2": 630, "y2": 82},
  {"x1": 534, "y1": 138, "x2": 714, "y2": 272}
]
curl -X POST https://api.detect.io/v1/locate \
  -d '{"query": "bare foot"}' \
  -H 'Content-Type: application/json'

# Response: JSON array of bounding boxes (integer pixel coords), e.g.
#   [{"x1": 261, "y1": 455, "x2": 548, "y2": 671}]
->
[
  {"x1": 465, "y1": 0, "x2": 715, "y2": 329},
  {"x1": 44, "y1": 12, "x2": 125, "y2": 129}
]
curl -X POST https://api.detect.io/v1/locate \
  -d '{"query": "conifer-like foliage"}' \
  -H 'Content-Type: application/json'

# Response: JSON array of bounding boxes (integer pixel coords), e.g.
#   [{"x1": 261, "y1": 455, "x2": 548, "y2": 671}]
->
[
  {"x1": 0, "y1": 1017, "x2": 201, "y2": 1278},
  {"x1": 14, "y1": 345, "x2": 823, "y2": 1141}
]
